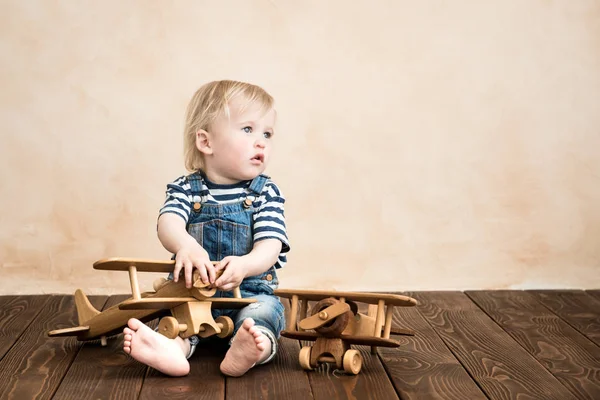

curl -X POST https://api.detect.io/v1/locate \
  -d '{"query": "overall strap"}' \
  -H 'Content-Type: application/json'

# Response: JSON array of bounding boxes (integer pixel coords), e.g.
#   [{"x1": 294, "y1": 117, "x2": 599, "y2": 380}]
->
[
  {"x1": 248, "y1": 174, "x2": 270, "y2": 196},
  {"x1": 187, "y1": 172, "x2": 208, "y2": 197},
  {"x1": 187, "y1": 172, "x2": 209, "y2": 212}
]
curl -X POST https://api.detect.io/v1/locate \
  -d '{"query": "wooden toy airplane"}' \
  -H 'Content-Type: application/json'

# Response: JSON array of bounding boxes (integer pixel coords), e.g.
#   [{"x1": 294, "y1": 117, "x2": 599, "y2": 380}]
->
[
  {"x1": 48, "y1": 258, "x2": 256, "y2": 344},
  {"x1": 274, "y1": 288, "x2": 417, "y2": 375}
]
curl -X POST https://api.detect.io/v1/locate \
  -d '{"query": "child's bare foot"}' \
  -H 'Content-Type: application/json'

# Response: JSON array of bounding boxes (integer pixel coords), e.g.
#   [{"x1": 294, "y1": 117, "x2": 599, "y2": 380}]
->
[
  {"x1": 220, "y1": 318, "x2": 271, "y2": 377},
  {"x1": 123, "y1": 318, "x2": 190, "y2": 376}
]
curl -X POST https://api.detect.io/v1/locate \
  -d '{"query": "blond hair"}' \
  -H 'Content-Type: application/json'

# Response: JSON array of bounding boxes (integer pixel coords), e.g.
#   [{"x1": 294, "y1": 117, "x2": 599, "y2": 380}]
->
[{"x1": 183, "y1": 80, "x2": 274, "y2": 172}]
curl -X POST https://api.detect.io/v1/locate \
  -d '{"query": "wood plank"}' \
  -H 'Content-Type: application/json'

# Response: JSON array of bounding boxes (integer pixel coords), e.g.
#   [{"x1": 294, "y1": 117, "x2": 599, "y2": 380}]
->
[
  {"x1": 139, "y1": 339, "x2": 227, "y2": 400},
  {"x1": 53, "y1": 295, "x2": 148, "y2": 400},
  {"x1": 587, "y1": 290, "x2": 600, "y2": 303},
  {"x1": 305, "y1": 345, "x2": 399, "y2": 400},
  {"x1": 0, "y1": 295, "x2": 50, "y2": 360},
  {"x1": 0, "y1": 295, "x2": 107, "y2": 400},
  {"x1": 530, "y1": 290, "x2": 600, "y2": 346},
  {"x1": 226, "y1": 299, "x2": 314, "y2": 400},
  {"x1": 378, "y1": 295, "x2": 487, "y2": 400},
  {"x1": 226, "y1": 336, "x2": 314, "y2": 400},
  {"x1": 467, "y1": 290, "x2": 600, "y2": 400},
  {"x1": 412, "y1": 291, "x2": 577, "y2": 400}
]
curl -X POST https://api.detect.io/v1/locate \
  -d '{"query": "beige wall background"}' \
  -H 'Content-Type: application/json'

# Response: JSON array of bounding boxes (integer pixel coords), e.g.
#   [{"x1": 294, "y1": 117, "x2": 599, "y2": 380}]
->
[{"x1": 1, "y1": 1, "x2": 599, "y2": 294}]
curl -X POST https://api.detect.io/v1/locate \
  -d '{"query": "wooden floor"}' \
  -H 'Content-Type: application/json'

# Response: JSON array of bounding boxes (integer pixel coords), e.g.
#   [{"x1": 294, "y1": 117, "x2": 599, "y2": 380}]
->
[{"x1": 0, "y1": 290, "x2": 599, "y2": 399}]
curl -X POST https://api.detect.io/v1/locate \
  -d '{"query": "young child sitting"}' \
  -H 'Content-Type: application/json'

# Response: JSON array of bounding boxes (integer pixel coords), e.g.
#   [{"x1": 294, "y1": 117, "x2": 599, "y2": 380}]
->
[{"x1": 122, "y1": 80, "x2": 290, "y2": 377}]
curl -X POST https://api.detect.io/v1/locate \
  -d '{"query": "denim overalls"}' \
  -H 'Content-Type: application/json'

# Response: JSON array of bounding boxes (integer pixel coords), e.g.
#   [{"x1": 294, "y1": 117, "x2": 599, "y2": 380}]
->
[{"x1": 185, "y1": 172, "x2": 285, "y2": 362}]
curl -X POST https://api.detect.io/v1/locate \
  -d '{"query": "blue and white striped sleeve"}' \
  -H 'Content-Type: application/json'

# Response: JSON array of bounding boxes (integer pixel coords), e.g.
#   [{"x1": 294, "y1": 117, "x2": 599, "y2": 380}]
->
[
  {"x1": 253, "y1": 181, "x2": 290, "y2": 268},
  {"x1": 158, "y1": 176, "x2": 192, "y2": 224}
]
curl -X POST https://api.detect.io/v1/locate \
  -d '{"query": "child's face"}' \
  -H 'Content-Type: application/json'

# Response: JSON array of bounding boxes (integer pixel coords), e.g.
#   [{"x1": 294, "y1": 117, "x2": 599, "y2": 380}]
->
[{"x1": 202, "y1": 97, "x2": 276, "y2": 184}]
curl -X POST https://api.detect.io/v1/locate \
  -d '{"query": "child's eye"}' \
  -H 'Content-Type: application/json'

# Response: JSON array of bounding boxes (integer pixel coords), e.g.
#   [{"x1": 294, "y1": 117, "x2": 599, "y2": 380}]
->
[
  {"x1": 242, "y1": 126, "x2": 252, "y2": 133},
  {"x1": 263, "y1": 132, "x2": 273, "y2": 139}
]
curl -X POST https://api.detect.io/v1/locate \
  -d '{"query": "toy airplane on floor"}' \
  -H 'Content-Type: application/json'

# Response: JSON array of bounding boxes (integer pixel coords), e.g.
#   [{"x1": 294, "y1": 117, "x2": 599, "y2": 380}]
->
[
  {"x1": 48, "y1": 258, "x2": 255, "y2": 344},
  {"x1": 274, "y1": 288, "x2": 417, "y2": 375}
]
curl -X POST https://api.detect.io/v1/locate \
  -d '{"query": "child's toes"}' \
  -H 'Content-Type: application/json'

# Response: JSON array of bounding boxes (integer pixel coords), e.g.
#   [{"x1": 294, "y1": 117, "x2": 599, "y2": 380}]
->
[
  {"x1": 242, "y1": 318, "x2": 255, "y2": 330},
  {"x1": 250, "y1": 328, "x2": 262, "y2": 339},
  {"x1": 256, "y1": 338, "x2": 267, "y2": 351},
  {"x1": 255, "y1": 334, "x2": 268, "y2": 350}
]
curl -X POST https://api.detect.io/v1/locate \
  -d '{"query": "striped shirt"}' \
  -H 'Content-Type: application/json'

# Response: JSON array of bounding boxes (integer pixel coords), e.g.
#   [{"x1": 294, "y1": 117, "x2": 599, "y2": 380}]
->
[{"x1": 159, "y1": 174, "x2": 290, "y2": 269}]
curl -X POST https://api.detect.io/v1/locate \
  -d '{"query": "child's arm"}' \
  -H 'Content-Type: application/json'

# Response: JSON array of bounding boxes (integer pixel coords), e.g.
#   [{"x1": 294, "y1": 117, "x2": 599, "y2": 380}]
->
[
  {"x1": 157, "y1": 213, "x2": 216, "y2": 288},
  {"x1": 214, "y1": 238, "x2": 282, "y2": 291}
]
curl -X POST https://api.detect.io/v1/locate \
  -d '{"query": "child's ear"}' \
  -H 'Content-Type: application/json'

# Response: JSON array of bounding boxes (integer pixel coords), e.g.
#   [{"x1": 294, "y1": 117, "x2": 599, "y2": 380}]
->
[{"x1": 195, "y1": 129, "x2": 213, "y2": 155}]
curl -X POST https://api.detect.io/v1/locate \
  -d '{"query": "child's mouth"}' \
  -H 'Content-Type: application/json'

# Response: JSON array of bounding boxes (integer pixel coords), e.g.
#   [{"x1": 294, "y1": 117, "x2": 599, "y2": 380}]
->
[{"x1": 251, "y1": 154, "x2": 264, "y2": 163}]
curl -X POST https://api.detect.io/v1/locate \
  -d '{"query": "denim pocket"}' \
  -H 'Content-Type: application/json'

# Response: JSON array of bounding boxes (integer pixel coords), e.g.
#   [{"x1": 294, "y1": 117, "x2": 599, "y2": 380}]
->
[{"x1": 188, "y1": 219, "x2": 252, "y2": 259}]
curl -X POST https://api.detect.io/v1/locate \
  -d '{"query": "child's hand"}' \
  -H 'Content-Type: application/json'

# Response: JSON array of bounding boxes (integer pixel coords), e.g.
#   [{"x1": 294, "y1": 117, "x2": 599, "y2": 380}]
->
[
  {"x1": 214, "y1": 256, "x2": 248, "y2": 291},
  {"x1": 173, "y1": 243, "x2": 216, "y2": 288}
]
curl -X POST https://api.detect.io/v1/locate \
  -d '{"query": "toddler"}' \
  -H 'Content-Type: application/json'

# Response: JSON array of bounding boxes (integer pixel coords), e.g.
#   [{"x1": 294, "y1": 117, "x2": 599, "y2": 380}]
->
[{"x1": 122, "y1": 80, "x2": 289, "y2": 377}]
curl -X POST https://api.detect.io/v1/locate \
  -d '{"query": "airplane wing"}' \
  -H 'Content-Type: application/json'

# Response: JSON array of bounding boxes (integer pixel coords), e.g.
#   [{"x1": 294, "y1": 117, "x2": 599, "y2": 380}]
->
[
  {"x1": 119, "y1": 297, "x2": 257, "y2": 310},
  {"x1": 274, "y1": 288, "x2": 417, "y2": 307},
  {"x1": 119, "y1": 297, "x2": 198, "y2": 310},
  {"x1": 93, "y1": 258, "x2": 223, "y2": 289},
  {"x1": 210, "y1": 298, "x2": 257, "y2": 309},
  {"x1": 93, "y1": 258, "x2": 176, "y2": 273},
  {"x1": 48, "y1": 326, "x2": 90, "y2": 337},
  {"x1": 280, "y1": 330, "x2": 401, "y2": 348}
]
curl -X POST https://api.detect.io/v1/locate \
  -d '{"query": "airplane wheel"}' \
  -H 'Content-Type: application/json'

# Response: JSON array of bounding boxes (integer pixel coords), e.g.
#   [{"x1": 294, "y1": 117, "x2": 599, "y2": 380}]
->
[
  {"x1": 299, "y1": 346, "x2": 313, "y2": 370},
  {"x1": 157, "y1": 316, "x2": 180, "y2": 339},
  {"x1": 312, "y1": 298, "x2": 352, "y2": 336},
  {"x1": 343, "y1": 349, "x2": 362, "y2": 375},
  {"x1": 215, "y1": 316, "x2": 234, "y2": 338}
]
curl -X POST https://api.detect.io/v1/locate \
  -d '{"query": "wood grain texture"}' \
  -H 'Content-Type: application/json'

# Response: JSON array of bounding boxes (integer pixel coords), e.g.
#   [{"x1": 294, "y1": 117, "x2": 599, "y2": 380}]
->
[
  {"x1": 530, "y1": 290, "x2": 600, "y2": 346},
  {"x1": 0, "y1": 295, "x2": 49, "y2": 359},
  {"x1": 467, "y1": 290, "x2": 600, "y2": 400},
  {"x1": 378, "y1": 295, "x2": 487, "y2": 400},
  {"x1": 0, "y1": 295, "x2": 107, "y2": 400},
  {"x1": 305, "y1": 345, "x2": 399, "y2": 400},
  {"x1": 139, "y1": 340, "x2": 227, "y2": 400},
  {"x1": 53, "y1": 295, "x2": 148, "y2": 400},
  {"x1": 412, "y1": 291, "x2": 577, "y2": 400},
  {"x1": 2, "y1": 291, "x2": 598, "y2": 398},
  {"x1": 226, "y1": 332, "x2": 314, "y2": 400},
  {"x1": 587, "y1": 290, "x2": 600, "y2": 303}
]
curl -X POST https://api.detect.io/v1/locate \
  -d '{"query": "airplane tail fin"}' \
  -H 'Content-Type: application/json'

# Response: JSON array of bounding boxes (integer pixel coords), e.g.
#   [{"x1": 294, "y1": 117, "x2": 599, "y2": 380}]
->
[{"x1": 74, "y1": 289, "x2": 100, "y2": 325}]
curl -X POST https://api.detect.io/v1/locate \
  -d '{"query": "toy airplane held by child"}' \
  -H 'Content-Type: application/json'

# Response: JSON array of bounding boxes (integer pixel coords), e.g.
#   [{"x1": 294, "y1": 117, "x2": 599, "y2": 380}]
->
[
  {"x1": 274, "y1": 288, "x2": 417, "y2": 375},
  {"x1": 48, "y1": 258, "x2": 256, "y2": 345}
]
